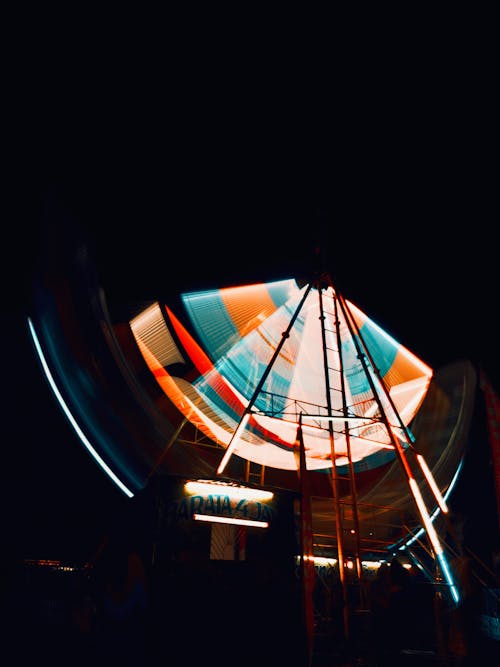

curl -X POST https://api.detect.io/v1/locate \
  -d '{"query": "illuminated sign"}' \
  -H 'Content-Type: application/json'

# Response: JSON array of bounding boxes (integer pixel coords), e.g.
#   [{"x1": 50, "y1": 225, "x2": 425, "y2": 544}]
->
[{"x1": 168, "y1": 493, "x2": 275, "y2": 525}]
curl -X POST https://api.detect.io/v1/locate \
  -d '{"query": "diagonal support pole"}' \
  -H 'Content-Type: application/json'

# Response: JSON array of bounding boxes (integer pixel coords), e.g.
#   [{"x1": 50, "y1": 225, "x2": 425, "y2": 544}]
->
[
  {"x1": 335, "y1": 287, "x2": 459, "y2": 604},
  {"x1": 216, "y1": 282, "x2": 313, "y2": 475}
]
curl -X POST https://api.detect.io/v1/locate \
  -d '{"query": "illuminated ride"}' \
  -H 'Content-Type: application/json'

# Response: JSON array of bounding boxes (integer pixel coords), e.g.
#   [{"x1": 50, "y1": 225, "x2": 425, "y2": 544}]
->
[
  {"x1": 126, "y1": 276, "x2": 468, "y2": 605},
  {"x1": 27, "y1": 222, "x2": 476, "y2": 616}
]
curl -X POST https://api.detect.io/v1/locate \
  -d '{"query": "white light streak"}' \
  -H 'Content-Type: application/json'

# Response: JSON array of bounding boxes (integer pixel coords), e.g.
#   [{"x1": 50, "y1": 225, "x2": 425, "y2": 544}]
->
[
  {"x1": 416, "y1": 453, "x2": 449, "y2": 514},
  {"x1": 27, "y1": 317, "x2": 135, "y2": 498},
  {"x1": 216, "y1": 412, "x2": 251, "y2": 474},
  {"x1": 193, "y1": 514, "x2": 268, "y2": 528},
  {"x1": 399, "y1": 459, "x2": 463, "y2": 550},
  {"x1": 409, "y1": 478, "x2": 459, "y2": 604}
]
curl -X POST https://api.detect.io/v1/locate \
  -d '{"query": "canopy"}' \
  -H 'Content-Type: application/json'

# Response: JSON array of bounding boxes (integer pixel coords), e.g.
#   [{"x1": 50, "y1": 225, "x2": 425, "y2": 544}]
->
[{"x1": 130, "y1": 279, "x2": 433, "y2": 472}]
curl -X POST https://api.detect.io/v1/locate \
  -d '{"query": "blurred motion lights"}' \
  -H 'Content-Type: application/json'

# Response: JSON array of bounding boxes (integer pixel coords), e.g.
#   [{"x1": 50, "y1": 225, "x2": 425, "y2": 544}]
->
[
  {"x1": 130, "y1": 279, "x2": 433, "y2": 474},
  {"x1": 28, "y1": 318, "x2": 135, "y2": 498}
]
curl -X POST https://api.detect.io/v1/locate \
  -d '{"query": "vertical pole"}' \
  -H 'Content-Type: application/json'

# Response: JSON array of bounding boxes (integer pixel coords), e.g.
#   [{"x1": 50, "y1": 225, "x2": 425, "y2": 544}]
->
[
  {"x1": 332, "y1": 288, "x2": 364, "y2": 601},
  {"x1": 295, "y1": 414, "x2": 316, "y2": 667},
  {"x1": 317, "y1": 283, "x2": 350, "y2": 641}
]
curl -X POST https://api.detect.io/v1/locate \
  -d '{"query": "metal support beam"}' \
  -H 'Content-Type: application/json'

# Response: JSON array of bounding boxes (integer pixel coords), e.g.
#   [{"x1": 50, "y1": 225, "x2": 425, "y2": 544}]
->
[{"x1": 216, "y1": 282, "x2": 313, "y2": 475}]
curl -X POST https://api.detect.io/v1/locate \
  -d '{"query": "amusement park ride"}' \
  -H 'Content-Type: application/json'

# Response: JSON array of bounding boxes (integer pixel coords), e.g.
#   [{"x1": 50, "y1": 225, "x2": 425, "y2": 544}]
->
[
  {"x1": 125, "y1": 273, "x2": 465, "y2": 609},
  {"x1": 27, "y1": 213, "x2": 488, "y2": 654}
]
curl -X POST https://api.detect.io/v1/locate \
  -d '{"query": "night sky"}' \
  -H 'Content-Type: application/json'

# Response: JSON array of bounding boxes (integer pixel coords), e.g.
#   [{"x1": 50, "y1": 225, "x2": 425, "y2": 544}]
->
[{"x1": 4, "y1": 51, "x2": 498, "y2": 565}]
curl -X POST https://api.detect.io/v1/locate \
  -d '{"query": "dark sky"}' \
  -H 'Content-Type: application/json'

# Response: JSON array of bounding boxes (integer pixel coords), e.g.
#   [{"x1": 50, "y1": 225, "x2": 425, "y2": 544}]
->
[
  {"x1": 11, "y1": 54, "x2": 496, "y2": 388},
  {"x1": 4, "y1": 48, "x2": 498, "y2": 564},
  {"x1": 27, "y1": 142, "x2": 497, "y2": 392}
]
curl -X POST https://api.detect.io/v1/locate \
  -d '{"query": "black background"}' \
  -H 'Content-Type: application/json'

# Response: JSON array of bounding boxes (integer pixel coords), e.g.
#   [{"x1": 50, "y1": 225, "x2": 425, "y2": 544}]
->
[{"x1": 3, "y1": 28, "x2": 498, "y2": 563}]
